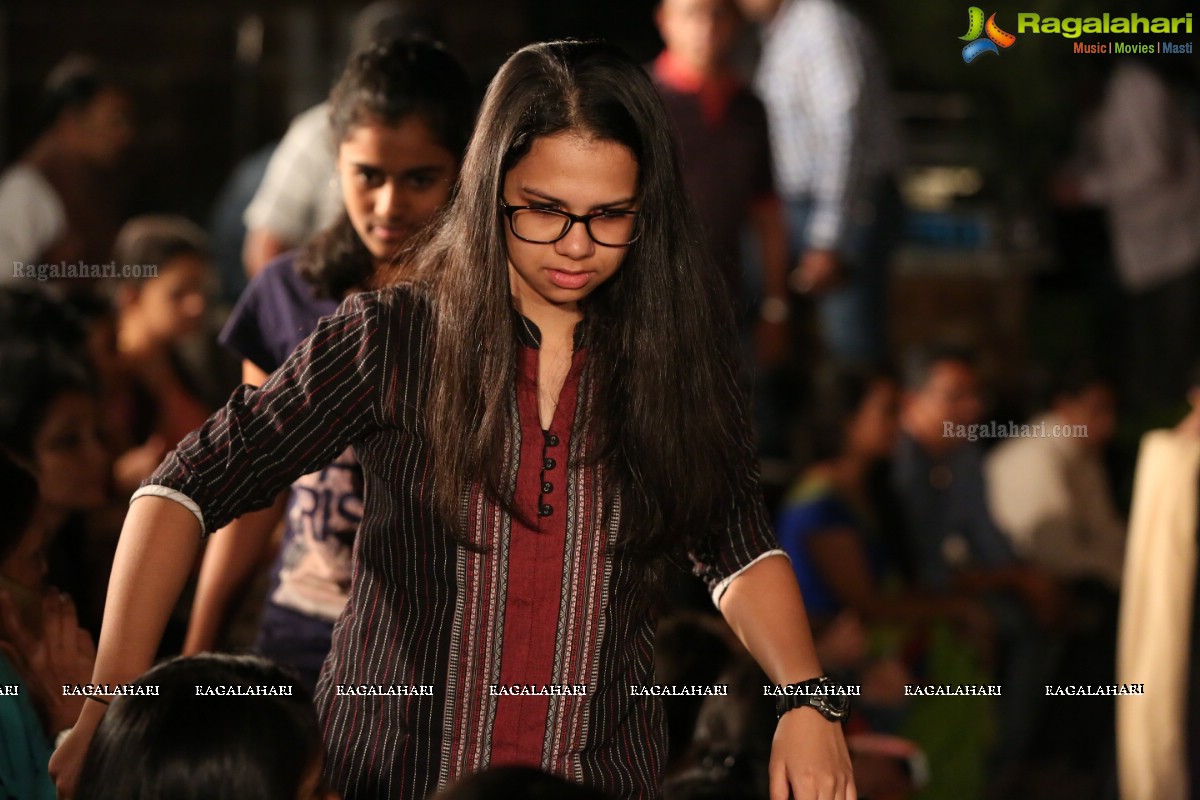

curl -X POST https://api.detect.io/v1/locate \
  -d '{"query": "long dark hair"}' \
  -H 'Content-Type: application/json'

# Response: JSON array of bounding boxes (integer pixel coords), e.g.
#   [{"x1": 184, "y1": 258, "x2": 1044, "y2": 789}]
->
[
  {"x1": 0, "y1": 345, "x2": 95, "y2": 463},
  {"x1": 75, "y1": 654, "x2": 323, "y2": 800},
  {"x1": 36, "y1": 55, "x2": 120, "y2": 135},
  {"x1": 298, "y1": 37, "x2": 474, "y2": 299},
  {"x1": 405, "y1": 40, "x2": 745, "y2": 561}
]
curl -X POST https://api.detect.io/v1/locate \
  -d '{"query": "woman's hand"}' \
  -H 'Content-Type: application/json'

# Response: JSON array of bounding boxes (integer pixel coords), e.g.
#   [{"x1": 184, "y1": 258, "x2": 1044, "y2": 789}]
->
[
  {"x1": 0, "y1": 589, "x2": 96, "y2": 734},
  {"x1": 770, "y1": 708, "x2": 856, "y2": 800},
  {"x1": 790, "y1": 249, "x2": 843, "y2": 295},
  {"x1": 50, "y1": 706, "x2": 105, "y2": 799}
]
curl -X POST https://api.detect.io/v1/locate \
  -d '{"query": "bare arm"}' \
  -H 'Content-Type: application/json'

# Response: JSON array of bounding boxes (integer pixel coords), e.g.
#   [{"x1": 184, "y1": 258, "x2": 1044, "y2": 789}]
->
[
  {"x1": 750, "y1": 197, "x2": 792, "y2": 305},
  {"x1": 719, "y1": 554, "x2": 855, "y2": 800},
  {"x1": 182, "y1": 359, "x2": 283, "y2": 655},
  {"x1": 49, "y1": 495, "x2": 202, "y2": 796},
  {"x1": 51, "y1": 289, "x2": 392, "y2": 797},
  {"x1": 720, "y1": 554, "x2": 823, "y2": 686},
  {"x1": 183, "y1": 493, "x2": 285, "y2": 655}
]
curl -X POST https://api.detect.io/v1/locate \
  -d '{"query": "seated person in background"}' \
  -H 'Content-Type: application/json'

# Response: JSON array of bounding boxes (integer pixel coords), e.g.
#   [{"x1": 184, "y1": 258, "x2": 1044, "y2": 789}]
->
[
  {"x1": 778, "y1": 366, "x2": 988, "y2": 800},
  {"x1": 74, "y1": 653, "x2": 337, "y2": 800},
  {"x1": 109, "y1": 215, "x2": 216, "y2": 494},
  {"x1": 0, "y1": 338, "x2": 111, "y2": 636},
  {"x1": 1117, "y1": 362, "x2": 1200, "y2": 800},
  {"x1": 0, "y1": 453, "x2": 95, "y2": 800},
  {"x1": 892, "y1": 344, "x2": 1064, "y2": 791},
  {"x1": 0, "y1": 289, "x2": 121, "y2": 474},
  {"x1": 779, "y1": 366, "x2": 988, "y2": 632},
  {"x1": 0, "y1": 56, "x2": 133, "y2": 280},
  {"x1": 987, "y1": 359, "x2": 1123, "y2": 787},
  {"x1": 892, "y1": 345, "x2": 1061, "y2": 617},
  {"x1": 986, "y1": 361, "x2": 1123, "y2": 589}
]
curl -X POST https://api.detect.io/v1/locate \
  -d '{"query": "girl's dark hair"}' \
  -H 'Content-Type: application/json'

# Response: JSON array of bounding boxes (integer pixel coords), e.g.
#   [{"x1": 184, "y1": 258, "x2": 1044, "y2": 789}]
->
[
  {"x1": 802, "y1": 367, "x2": 894, "y2": 464},
  {"x1": 0, "y1": 344, "x2": 95, "y2": 462},
  {"x1": 298, "y1": 37, "x2": 475, "y2": 299},
  {"x1": 37, "y1": 55, "x2": 119, "y2": 134},
  {"x1": 402, "y1": 40, "x2": 744, "y2": 562},
  {"x1": 0, "y1": 286, "x2": 90, "y2": 358},
  {"x1": 76, "y1": 654, "x2": 323, "y2": 800},
  {"x1": 113, "y1": 215, "x2": 210, "y2": 282}
]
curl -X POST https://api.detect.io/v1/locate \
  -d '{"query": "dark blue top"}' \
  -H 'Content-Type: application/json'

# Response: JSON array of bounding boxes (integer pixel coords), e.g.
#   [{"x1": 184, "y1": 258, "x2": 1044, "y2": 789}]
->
[
  {"x1": 220, "y1": 252, "x2": 340, "y2": 374},
  {"x1": 891, "y1": 431, "x2": 1016, "y2": 590},
  {"x1": 776, "y1": 478, "x2": 886, "y2": 618},
  {"x1": 218, "y1": 253, "x2": 358, "y2": 677}
]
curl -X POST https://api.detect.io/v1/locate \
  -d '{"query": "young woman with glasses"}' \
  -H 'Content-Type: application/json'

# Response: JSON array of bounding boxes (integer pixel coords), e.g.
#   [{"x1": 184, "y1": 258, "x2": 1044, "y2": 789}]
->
[{"x1": 51, "y1": 40, "x2": 854, "y2": 800}]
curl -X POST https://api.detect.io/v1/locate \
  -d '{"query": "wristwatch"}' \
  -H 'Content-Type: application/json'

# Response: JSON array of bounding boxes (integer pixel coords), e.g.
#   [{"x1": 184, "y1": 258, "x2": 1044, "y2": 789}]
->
[{"x1": 775, "y1": 676, "x2": 851, "y2": 722}]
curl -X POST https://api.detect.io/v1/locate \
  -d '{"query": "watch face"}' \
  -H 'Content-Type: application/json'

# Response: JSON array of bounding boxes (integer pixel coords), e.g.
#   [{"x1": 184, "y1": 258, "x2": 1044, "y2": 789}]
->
[
  {"x1": 774, "y1": 678, "x2": 852, "y2": 722},
  {"x1": 815, "y1": 693, "x2": 851, "y2": 720}
]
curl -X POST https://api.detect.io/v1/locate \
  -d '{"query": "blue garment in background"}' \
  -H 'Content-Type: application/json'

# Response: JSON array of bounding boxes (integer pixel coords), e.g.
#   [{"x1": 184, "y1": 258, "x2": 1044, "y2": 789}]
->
[
  {"x1": 0, "y1": 654, "x2": 54, "y2": 800},
  {"x1": 776, "y1": 478, "x2": 886, "y2": 618}
]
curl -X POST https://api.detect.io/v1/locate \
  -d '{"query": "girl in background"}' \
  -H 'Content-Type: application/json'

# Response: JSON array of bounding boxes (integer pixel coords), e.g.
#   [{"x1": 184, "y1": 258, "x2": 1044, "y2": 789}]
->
[
  {"x1": 108, "y1": 216, "x2": 216, "y2": 495},
  {"x1": 0, "y1": 447, "x2": 95, "y2": 800},
  {"x1": 182, "y1": 37, "x2": 474, "y2": 693}
]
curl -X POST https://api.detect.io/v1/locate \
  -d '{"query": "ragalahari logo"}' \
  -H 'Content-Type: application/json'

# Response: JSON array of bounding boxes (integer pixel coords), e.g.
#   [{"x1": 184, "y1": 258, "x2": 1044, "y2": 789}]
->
[{"x1": 960, "y1": 7, "x2": 1017, "y2": 62}]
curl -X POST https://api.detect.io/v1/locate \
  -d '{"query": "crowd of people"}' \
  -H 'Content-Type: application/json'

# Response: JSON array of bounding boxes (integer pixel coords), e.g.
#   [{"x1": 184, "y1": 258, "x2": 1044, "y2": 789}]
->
[{"x1": 1, "y1": 1, "x2": 1199, "y2": 799}]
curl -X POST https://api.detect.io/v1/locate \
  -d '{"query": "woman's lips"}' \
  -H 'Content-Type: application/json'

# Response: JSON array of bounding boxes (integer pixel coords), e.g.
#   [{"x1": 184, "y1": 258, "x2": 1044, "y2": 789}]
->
[
  {"x1": 547, "y1": 269, "x2": 591, "y2": 290},
  {"x1": 370, "y1": 224, "x2": 408, "y2": 243}
]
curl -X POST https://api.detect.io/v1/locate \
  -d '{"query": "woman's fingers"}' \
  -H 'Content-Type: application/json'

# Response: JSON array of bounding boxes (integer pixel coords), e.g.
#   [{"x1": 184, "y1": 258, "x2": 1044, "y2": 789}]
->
[{"x1": 0, "y1": 591, "x2": 35, "y2": 653}]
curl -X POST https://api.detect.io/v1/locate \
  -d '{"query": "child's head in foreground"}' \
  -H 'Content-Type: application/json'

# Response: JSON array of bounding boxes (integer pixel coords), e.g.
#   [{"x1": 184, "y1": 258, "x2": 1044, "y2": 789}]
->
[{"x1": 75, "y1": 653, "x2": 337, "y2": 800}]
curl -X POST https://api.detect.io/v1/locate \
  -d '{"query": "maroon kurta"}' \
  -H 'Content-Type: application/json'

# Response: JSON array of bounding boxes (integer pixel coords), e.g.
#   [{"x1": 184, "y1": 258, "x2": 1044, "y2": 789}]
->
[{"x1": 137, "y1": 286, "x2": 783, "y2": 799}]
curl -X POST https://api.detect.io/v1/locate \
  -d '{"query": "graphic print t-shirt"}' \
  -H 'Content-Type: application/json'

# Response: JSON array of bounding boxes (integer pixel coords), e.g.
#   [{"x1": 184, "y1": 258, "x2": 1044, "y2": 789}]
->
[{"x1": 219, "y1": 252, "x2": 356, "y2": 621}]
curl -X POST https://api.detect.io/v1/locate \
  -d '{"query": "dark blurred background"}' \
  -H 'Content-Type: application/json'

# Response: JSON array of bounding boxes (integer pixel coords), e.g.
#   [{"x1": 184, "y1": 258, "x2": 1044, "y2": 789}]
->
[{"x1": 2, "y1": 0, "x2": 1192, "y2": 399}]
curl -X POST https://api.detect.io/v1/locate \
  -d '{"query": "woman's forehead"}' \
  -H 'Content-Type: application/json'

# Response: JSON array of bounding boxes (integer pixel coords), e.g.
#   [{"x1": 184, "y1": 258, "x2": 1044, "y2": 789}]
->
[{"x1": 503, "y1": 132, "x2": 639, "y2": 207}]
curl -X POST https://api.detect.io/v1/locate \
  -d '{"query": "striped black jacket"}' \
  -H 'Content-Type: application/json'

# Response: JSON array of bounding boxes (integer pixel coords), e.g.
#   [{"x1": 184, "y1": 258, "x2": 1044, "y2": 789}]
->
[{"x1": 137, "y1": 286, "x2": 784, "y2": 799}]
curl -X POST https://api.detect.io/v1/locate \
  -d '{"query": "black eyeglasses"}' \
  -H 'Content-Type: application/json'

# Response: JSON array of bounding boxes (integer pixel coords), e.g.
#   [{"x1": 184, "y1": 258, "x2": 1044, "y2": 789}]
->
[{"x1": 499, "y1": 201, "x2": 640, "y2": 247}]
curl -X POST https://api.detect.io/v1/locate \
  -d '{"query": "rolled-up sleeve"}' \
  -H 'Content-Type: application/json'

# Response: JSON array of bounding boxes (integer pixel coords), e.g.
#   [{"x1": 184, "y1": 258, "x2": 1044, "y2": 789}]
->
[
  {"x1": 687, "y1": 360, "x2": 788, "y2": 608},
  {"x1": 132, "y1": 290, "x2": 393, "y2": 536}
]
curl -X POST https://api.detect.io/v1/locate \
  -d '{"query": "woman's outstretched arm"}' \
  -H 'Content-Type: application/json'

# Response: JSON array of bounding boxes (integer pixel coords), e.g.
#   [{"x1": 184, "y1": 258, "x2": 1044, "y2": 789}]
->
[
  {"x1": 49, "y1": 495, "x2": 202, "y2": 796},
  {"x1": 720, "y1": 553, "x2": 856, "y2": 800},
  {"x1": 50, "y1": 291, "x2": 399, "y2": 798}
]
